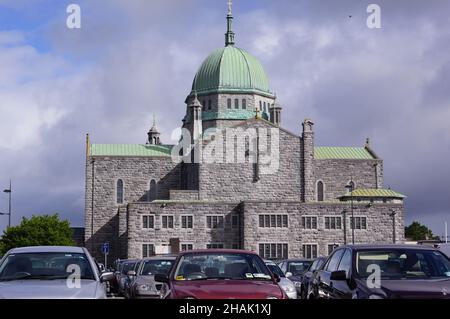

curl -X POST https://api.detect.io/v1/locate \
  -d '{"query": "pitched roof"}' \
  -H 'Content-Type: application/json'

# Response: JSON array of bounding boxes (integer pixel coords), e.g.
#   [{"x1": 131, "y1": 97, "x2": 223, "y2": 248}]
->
[
  {"x1": 340, "y1": 189, "x2": 406, "y2": 199},
  {"x1": 314, "y1": 147, "x2": 375, "y2": 160},
  {"x1": 91, "y1": 144, "x2": 173, "y2": 157}
]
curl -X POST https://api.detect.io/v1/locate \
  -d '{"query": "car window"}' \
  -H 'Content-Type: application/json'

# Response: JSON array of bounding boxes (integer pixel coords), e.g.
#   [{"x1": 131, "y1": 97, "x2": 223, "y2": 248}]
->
[
  {"x1": 309, "y1": 260, "x2": 318, "y2": 271},
  {"x1": 0, "y1": 252, "x2": 95, "y2": 281},
  {"x1": 337, "y1": 249, "x2": 352, "y2": 277},
  {"x1": 325, "y1": 250, "x2": 345, "y2": 272},
  {"x1": 266, "y1": 263, "x2": 285, "y2": 278},
  {"x1": 140, "y1": 260, "x2": 173, "y2": 276},
  {"x1": 287, "y1": 261, "x2": 312, "y2": 275}
]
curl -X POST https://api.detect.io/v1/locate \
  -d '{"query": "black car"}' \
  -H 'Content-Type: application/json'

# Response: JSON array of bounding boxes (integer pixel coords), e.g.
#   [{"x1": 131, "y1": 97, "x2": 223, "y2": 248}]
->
[
  {"x1": 300, "y1": 256, "x2": 326, "y2": 299},
  {"x1": 308, "y1": 244, "x2": 450, "y2": 299},
  {"x1": 278, "y1": 259, "x2": 313, "y2": 294}
]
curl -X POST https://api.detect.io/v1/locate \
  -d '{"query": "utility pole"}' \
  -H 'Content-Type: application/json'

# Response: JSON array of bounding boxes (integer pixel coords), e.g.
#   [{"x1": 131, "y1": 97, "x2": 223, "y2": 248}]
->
[
  {"x1": 342, "y1": 209, "x2": 347, "y2": 245},
  {"x1": 445, "y1": 221, "x2": 448, "y2": 244},
  {"x1": 1, "y1": 180, "x2": 12, "y2": 228}
]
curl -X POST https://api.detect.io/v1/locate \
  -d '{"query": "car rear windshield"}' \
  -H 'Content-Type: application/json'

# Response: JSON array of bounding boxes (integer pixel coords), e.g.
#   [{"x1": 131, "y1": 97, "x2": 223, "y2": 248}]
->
[
  {"x1": 266, "y1": 263, "x2": 285, "y2": 278},
  {"x1": 174, "y1": 253, "x2": 273, "y2": 281},
  {"x1": 356, "y1": 249, "x2": 450, "y2": 279},
  {"x1": 140, "y1": 260, "x2": 173, "y2": 276},
  {"x1": 0, "y1": 252, "x2": 95, "y2": 281}
]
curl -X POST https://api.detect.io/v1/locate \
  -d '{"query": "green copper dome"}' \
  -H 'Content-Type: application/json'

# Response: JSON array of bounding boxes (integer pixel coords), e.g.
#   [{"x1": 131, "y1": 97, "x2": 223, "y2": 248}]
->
[{"x1": 191, "y1": 46, "x2": 274, "y2": 98}]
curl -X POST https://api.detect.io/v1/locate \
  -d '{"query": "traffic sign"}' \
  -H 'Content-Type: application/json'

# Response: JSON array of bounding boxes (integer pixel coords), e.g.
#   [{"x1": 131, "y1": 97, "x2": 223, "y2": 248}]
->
[{"x1": 101, "y1": 242, "x2": 109, "y2": 255}]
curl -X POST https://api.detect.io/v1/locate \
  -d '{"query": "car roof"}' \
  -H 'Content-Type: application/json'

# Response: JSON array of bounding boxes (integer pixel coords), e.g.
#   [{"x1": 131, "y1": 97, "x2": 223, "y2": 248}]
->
[
  {"x1": 341, "y1": 244, "x2": 438, "y2": 250},
  {"x1": 141, "y1": 255, "x2": 177, "y2": 261},
  {"x1": 178, "y1": 249, "x2": 258, "y2": 256},
  {"x1": 282, "y1": 258, "x2": 313, "y2": 262},
  {"x1": 8, "y1": 246, "x2": 85, "y2": 254}
]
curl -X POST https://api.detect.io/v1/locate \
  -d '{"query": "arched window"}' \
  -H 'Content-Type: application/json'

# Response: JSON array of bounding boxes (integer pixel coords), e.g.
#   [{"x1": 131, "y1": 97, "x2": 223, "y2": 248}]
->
[
  {"x1": 149, "y1": 179, "x2": 157, "y2": 201},
  {"x1": 259, "y1": 101, "x2": 262, "y2": 110},
  {"x1": 317, "y1": 181, "x2": 324, "y2": 202},
  {"x1": 263, "y1": 102, "x2": 266, "y2": 113},
  {"x1": 227, "y1": 99, "x2": 232, "y2": 109},
  {"x1": 234, "y1": 99, "x2": 239, "y2": 109},
  {"x1": 346, "y1": 180, "x2": 355, "y2": 192},
  {"x1": 117, "y1": 179, "x2": 124, "y2": 204},
  {"x1": 208, "y1": 99, "x2": 212, "y2": 110},
  {"x1": 242, "y1": 99, "x2": 246, "y2": 109}
]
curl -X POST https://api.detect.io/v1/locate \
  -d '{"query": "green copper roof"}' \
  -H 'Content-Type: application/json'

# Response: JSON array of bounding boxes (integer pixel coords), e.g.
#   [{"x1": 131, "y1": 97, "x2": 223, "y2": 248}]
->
[
  {"x1": 184, "y1": 109, "x2": 258, "y2": 123},
  {"x1": 341, "y1": 189, "x2": 406, "y2": 199},
  {"x1": 315, "y1": 147, "x2": 375, "y2": 160},
  {"x1": 91, "y1": 144, "x2": 173, "y2": 157},
  {"x1": 192, "y1": 46, "x2": 273, "y2": 97}
]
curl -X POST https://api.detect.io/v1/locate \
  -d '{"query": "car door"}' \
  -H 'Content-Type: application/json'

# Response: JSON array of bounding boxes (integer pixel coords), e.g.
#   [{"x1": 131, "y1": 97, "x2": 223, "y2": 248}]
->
[
  {"x1": 330, "y1": 249, "x2": 353, "y2": 299},
  {"x1": 317, "y1": 249, "x2": 345, "y2": 299}
]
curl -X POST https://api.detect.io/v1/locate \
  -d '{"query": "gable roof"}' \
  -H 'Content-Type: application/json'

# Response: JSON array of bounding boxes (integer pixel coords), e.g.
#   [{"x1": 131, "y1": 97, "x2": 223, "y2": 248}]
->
[
  {"x1": 91, "y1": 144, "x2": 173, "y2": 157},
  {"x1": 314, "y1": 147, "x2": 375, "y2": 160}
]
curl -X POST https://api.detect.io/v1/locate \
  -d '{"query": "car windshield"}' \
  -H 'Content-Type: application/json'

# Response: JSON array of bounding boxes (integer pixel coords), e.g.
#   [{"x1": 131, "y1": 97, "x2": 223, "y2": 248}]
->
[
  {"x1": 0, "y1": 252, "x2": 95, "y2": 281},
  {"x1": 356, "y1": 249, "x2": 450, "y2": 279},
  {"x1": 140, "y1": 260, "x2": 173, "y2": 276},
  {"x1": 121, "y1": 262, "x2": 137, "y2": 275},
  {"x1": 174, "y1": 253, "x2": 273, "y2": 281},
  {"x1": 288, "y1": 261, "x2": 312, "y2": 275},
  {"x1": 266, "y1": 263, "x2": 285, "y2": 278}
]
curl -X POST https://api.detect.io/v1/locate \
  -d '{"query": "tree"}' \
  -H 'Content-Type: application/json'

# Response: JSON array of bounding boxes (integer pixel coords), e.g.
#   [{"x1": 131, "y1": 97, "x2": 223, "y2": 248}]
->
[
  {"x1": 405, "y1": 221, "x2": 439, "y2": 241},
  {"x1": 0, "y1": 214, "x2": 75, "y2": 255}
]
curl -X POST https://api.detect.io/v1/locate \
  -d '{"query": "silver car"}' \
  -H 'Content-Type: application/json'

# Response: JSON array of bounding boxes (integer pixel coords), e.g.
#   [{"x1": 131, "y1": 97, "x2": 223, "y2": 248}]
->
[
  {"x1": 126, "y1": 255, "x2": 176, "y2": 299},
  {"x1": 0, "y1": 246, "x2": 114, "y2": 299},
  {"x1": 265, "y1": 260, "x2": 297, "y2": 299}
]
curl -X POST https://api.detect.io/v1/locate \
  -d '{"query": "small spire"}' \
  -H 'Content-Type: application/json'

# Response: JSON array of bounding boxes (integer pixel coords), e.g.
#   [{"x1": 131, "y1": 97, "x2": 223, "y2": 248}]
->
[
  {"x1": 152, "y1": 114, "x2": 157, "y2": 129},
  {"x1": 365, "y1": 137, "x2": 370, "y2": 148},
  {"x1": 225, "y1": 0, "x2": 235, "y2": 46}
]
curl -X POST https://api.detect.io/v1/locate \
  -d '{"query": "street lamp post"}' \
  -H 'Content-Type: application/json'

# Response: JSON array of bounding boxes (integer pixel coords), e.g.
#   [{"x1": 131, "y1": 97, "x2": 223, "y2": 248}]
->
[
  {"x1": 389, "y1": 209, "x2": 397, "y2": 244},
  {"x1": 342, "y1": 209, "x2": 347, "y2": 245},
  {"x1": 1, "y1": 180, "x2": 12, "y2": 228},
  {"x1": 345, "y1": 178, "x2": 355, "y2": 245}
]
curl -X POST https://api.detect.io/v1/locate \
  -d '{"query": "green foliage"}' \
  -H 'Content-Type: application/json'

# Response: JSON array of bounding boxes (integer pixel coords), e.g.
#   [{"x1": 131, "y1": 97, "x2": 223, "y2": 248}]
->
[
  {"x1": 0, "y1": 214, "x2": 75, "y2": 255},
  {"x1": 405, "y1": 221, "x2": 439, "y2": 241}
]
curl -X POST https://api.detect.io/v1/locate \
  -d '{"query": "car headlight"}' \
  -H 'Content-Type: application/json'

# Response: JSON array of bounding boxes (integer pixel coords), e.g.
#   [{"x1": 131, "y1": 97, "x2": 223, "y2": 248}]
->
[
  {"x1": 369, "y1": 294, "x2": 384, "y2": 299},
  {"x1": 138, "y1": 284, "x2": 151, "y2": 291},
  {"x1": 282, "y1": 284, "x2": 296, "y2": 293}
]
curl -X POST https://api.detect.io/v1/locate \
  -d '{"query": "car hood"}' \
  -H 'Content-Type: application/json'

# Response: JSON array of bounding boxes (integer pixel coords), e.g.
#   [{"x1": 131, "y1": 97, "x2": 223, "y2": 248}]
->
[
  {"x1": 173, "y1": 280, "x2": 284, "y2": 299},
  {"x1": 0, "y1": 279, "x2": 102, "y2": 299},
  {"x1": 359, "y1": 278, "x2": 450, "y2": 299}
]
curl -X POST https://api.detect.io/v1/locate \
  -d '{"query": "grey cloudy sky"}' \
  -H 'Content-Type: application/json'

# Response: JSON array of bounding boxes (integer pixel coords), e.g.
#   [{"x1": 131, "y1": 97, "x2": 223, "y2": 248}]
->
[{"x1": 0, "y1": 0, "x2": 449, "y2": 238}]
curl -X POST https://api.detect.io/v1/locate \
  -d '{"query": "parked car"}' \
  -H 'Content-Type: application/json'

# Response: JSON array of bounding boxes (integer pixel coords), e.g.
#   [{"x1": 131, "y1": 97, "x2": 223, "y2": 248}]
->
[
  {"x1": 155, "y1": 249, "x2": 288, "y2": 299},
  {"x1": 278, "y1": 258, "x2": 313, "y2": 295},
  {"x1": 0, "y1": 246, "x2": 114, "y2": 299},
  {"x1": 126, "y1": 255, "x2": 176, "y2": 299},
  {"x1": 116, "y1": 259, "x2": 140, "y2": 297},
  {"x1": 308, "y1": 244, "x2": 450, "y2": 299},
  {"x1": 300, "y1": 257, "x2": 326, "y2": 299},
  {"x1": 265, "y1": 260, "x2": 297, "y2": 299}
]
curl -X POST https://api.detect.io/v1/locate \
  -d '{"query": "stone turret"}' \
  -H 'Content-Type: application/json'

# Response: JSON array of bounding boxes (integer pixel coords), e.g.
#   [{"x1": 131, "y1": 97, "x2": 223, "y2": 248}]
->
[
  {"x1": 269, "y1": 100, "x2": 282, "y2": 126},
  {"x1": 301, "y1": 119, "x2": 315, "y2": 202},
  {"x1": 147, "y1": 115, "x2": 161, "y2": 145}
]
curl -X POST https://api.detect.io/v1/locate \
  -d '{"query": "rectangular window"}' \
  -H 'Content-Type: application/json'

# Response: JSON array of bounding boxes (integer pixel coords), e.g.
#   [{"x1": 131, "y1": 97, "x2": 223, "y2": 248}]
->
[
  {"x1": 162, "y1": 215, "x2": 174, "y2": 229},
  {"x1": 181, "y1": 215, "x2": 193, "y2": 229},
  {"x1": 302, "y1": 216, "x2": 318, "y2": 229},
  {"x1": 259, "y1": 243, "x2": 288, "y2": 260},
  {"x1": 231, "y1": 214, "x2": 239, "y2": 228},
  {"x1": 142, "y1": 244, "x2": 155, "y2": 258},
  {"x1": 325, "y1": 216, "x2": 342, "y2": 230},
  {"x1": 142, "y1": 215, "x2": 155, "y2": 229},
  {"x1": 302, "y1": 244, "x2": 318, "y2": 259},
  {"x1": 181, "y1": 244, "x2": 193, "y2": 251},
  {"x1": 350, "y1": 217, "x2": 367, "y2": 230},
  {"x1": 207, "y1": 243, "x2": 224, "y2": 249},
  {"x1": 259, "y1": 214, "x2": 289, "y2": 228},
  {"x1": 206, "y1": 215, "x2": 224, "y2": 229}
]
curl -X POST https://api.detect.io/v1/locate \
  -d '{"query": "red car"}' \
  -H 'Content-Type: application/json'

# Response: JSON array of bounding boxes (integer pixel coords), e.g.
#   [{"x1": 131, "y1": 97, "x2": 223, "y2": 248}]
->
[{"x1": 155, "y1": 249, "x2": 287, "y2": 299}]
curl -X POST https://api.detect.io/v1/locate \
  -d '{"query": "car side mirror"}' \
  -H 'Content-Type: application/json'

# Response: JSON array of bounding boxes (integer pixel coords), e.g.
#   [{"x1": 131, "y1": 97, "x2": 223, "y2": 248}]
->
[
  {"x1": 285, "y1": 272, "x2": 293, "y2": 278},
  {"x1": 154, "y1": 274, "x2": 169, "y2": 283},
  {"x1": 273, "y1": 273, "x2": 281, "y2": 283},
  {"x1": 127, "y1": 270, "x2": 136, "y2": 277},
  {"x1": 330, "y1": 270, "x2": 347, "y2": 281},
  {"x1": 100, "y1": 272, "x2": 115, "y2": 283}
]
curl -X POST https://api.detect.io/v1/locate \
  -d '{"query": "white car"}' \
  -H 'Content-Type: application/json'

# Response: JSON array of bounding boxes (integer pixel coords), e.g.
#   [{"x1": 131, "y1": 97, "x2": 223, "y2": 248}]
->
[
  {"x1": 0, "y1": 246, "x2": 114, "y2": 299},
  {"x1": 265, "y1": 260, "x2": 297, "y2": 299}
]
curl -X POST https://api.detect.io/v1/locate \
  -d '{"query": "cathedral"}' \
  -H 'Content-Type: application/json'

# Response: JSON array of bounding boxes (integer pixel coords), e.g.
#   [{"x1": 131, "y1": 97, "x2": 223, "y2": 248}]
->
[{"x1": 84, "y1": 4, "x2": 405, "y2": 262}]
